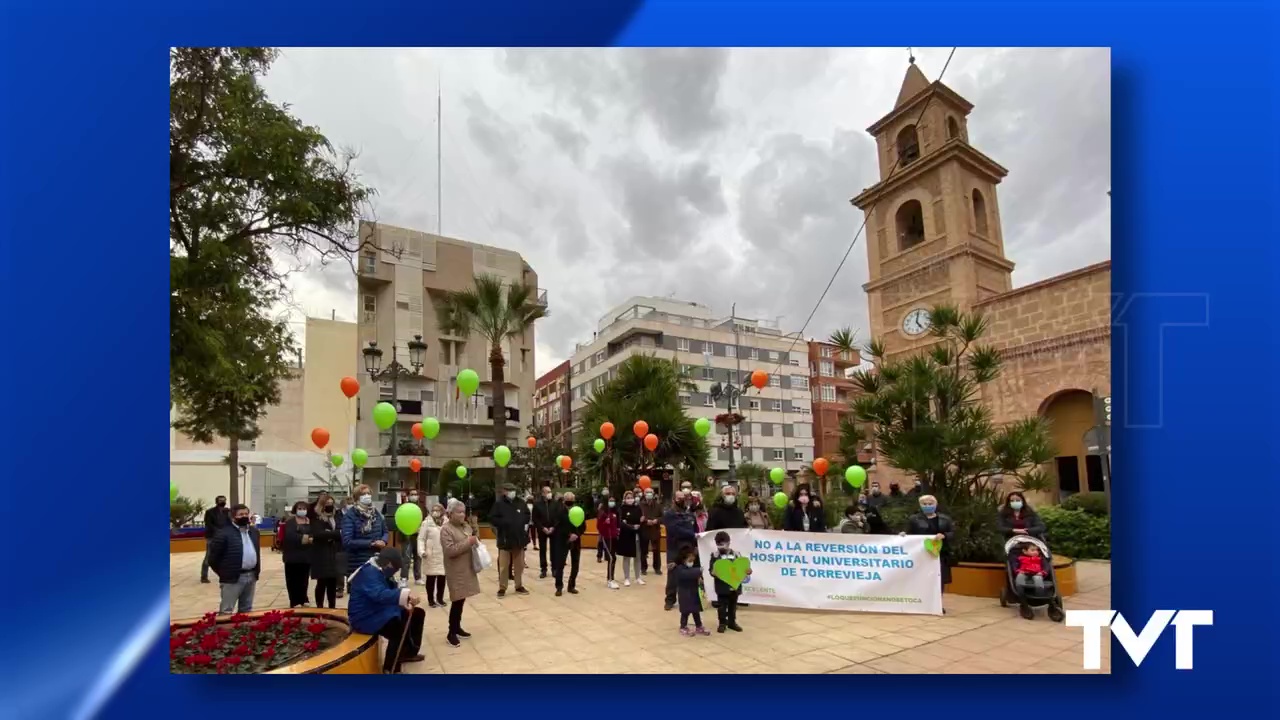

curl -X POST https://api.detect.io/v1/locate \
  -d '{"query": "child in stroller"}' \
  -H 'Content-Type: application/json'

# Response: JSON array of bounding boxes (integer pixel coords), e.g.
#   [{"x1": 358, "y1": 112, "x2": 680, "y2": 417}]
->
[{"x1": 1000, "y1": 535, "x2": 1065, "y2": 622}]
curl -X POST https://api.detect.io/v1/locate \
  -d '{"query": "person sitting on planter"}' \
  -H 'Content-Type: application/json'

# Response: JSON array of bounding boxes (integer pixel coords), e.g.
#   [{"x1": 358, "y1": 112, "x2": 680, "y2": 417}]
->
[
  {"x1": 901, "y1": 494, "x2": 956, "y2": 613},
  {"x1": 346, "y1": 547, "x2": 424, "y2": 674},
  {"x1": 996, "y1": 492, "x2": 1047, "y2": 540}
]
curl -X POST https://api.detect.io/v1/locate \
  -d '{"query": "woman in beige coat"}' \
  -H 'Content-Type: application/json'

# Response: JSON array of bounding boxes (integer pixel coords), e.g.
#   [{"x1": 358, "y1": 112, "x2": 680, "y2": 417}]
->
[
  {"x1": 416, "y1": 505, "x2": 447, "y2": 608},
  {"x1": 439, "y1": 499, "x2": 481, "y2": 647}
]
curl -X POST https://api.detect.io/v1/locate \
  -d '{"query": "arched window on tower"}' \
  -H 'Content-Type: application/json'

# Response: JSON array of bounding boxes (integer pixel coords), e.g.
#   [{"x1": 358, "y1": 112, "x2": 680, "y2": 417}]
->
[
  {"x1": 972, "y1": 189, "x2": 989, "y2": 235},
  {"x1": 896, "y1": 124, "x2": 920, "y2": 166},
  {"x1": 947, "y1": 116, "x2": 960, "y2": 140},
  {"x1": 895, "y1": 200, "x2": 926, "y2": 251}
]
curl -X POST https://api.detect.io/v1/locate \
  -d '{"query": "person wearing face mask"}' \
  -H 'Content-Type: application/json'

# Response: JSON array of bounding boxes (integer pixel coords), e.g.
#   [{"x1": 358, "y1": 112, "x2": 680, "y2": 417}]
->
[
  {"x1": 888, "y1": 482, "x2": 904, "y2": 498},
  {"x1": 783, "y1": 484, "x2": 826, "y2": 533},
  {"x1": 902, "y1": 494, "x2": 956, "y2": 610},
  {"x1": 854, "y1": 494, "x2": 890, "y2": 534},
  {"x1": 596, "y1": 492, "x2": 621, "y2": 589},
  {"x1": 440, "y1": 499, "x2": 482, "y2": 646},
  {"x1": 706, "y1": 484, "x2": 746, "y2": 532},
  {"x1": 309, "y1": 495, "x2": 342, "y2": 609},
  {"x1": 532, "y1": 484, "x2": 555, "y2": 579},
  {"x1": 867, "y1": 482, "x2": 888, "y2": 509},
  {"x1": 638, "y1": 486, "x2": 664, "y2": 576},
  {"x1": 616, "y1": 490, "x2": 643, "y2": 586},
  {"x1": 595, "y1": 488, "x2": 612, "y2": 564},
  {"x1": 662, "y1": 491, "x2": 699, "y2": 611},
  {"x1": 908, "y1": 480, "x2": 925, "y2": 498},
  {"x1": 206, "y1": 504, "x2": 261, "y2": 615},
  {"x1": 341, "y1": 484, "x2": 389, "y2": 577},
  {"x1": 490, "y1": 483, "x2": 531, "y2": 598},
  {"x1": 549, "y1": 491, "x2": 583, "y2": 596},
  {"x1": 690, "y1": 491, "x2": 708, "y2": 533},
  {"x1": 346, "y1": 547, "x2": 425, "y2": 673},
  {"x1": 996, "y1": 492, "x2": 1046, "y2": 540},
  {"x1": 744, "y1": 496, "x2": 773, "y2": 530},
  {"x1": 281, "y1": 500, "x2": 314, "y2": 608},
  {"x1": 200, "y1": 495, "x2": 231, "y2": 584},
  {"x1": 417, "y1": 504, "x2": 447, "y2": 607}
]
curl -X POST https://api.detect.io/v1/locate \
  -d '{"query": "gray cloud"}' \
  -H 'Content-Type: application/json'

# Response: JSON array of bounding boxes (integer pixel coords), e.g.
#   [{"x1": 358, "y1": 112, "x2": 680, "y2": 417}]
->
[
  {"x1": 603, "y1": 155, "x2": 728, "y2": 259},
  {"x1": 536, "y1": 113, "x2": 588, "y2": 163},
  {"x1": 463, "y1": 93, "x2": 523, "y2": 176}
]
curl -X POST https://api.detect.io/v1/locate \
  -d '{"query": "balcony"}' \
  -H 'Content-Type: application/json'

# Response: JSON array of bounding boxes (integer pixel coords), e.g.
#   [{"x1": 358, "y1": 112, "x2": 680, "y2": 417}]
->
[
  {"x1": 357, "y1": 254, "x2": 393, "y2": 285},
  {"x1": 833, "y1": 349, "x2": 861, "y2": 368}
]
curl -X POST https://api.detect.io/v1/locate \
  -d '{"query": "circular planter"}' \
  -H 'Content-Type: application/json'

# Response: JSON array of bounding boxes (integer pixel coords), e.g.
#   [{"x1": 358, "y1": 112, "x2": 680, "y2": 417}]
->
[
  {"x1": 946, "y1": 556, "x2": 1077, "y2": 598},
  {"x1": 171, "y1": 609, "x2": 380, "y2": 674}
]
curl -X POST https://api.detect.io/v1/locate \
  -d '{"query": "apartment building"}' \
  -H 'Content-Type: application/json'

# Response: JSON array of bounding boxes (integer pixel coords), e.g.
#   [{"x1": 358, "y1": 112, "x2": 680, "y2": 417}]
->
[
  {"x1": 808, "y1": 340, "x2": 871, "y2": 464},
  {"x1": 567, "y1": 297, "x2": 814, "y2": 477},
  {"x1": 355, "y1": 221, "x2": 545, "y2": 492},
  {"x1": 533, "y1": 360, "x2": 573, "y2": 447}
]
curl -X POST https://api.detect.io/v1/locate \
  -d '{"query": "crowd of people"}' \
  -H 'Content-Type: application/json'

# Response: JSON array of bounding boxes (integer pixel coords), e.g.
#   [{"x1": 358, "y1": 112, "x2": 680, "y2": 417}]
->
[{"x1": 199, "y1": 474, "x2": 1048, "y2": 672}]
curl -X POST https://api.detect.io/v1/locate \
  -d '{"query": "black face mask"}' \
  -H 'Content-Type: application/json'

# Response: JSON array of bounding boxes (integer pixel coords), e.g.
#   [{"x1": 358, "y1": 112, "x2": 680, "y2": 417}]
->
[
  {"x1": 215, "y1": 500, "x2": 226, "y2": 507},
  {"x1": 324, "y1": 505, "x2": 335, "y2": 512},
  {"x1": 234, "y1": 517, "x2": 250, "y2": 527},
  {"x1": 564, "y1": 500, "x2": 575, "y2": 507}
]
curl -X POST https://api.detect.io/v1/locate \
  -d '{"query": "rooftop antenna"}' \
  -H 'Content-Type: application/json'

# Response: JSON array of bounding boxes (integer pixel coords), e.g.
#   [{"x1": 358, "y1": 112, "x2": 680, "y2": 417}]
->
[
  {"x1": 907, "y1": 47, "x2": 916, "y2": 64},
  {"x1": 437, "y1": 68, "x2": 443, "y2": 236}
]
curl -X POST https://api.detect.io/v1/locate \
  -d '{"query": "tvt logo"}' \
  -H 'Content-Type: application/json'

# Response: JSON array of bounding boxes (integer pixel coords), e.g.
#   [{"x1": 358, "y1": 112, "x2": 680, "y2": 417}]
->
[
  {"x1": 1112, "y1": 293, "x2": 1209, "y2": 428},
  {"x1": 1066, "y1": 610, "x2": 1213, "y2": 669}
]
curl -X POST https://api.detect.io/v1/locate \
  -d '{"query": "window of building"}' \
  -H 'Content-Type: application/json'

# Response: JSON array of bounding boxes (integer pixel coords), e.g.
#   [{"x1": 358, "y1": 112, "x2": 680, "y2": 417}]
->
[
  {"x1": 821, "y1": 385, "x2": 836, "y2": 402},
  {"x1": 972, "y1": 189, "x2": 989, "y2": 235},
  {"x1": 362, "y1": 294, "x2": 376, "y2": 313},
  {"x1": 678, "y1": 393, "x2": 692, "y2": 405},
  {"x1": 703, "y1": 395, "x2": 714, "y2": 407},
  {"x1": 768, "y1": 351, "x2": 778, "y2": 362},
  {"x1": 772, "y1": 449, "x2": 784, "y2": 461},
  {"x1": 895, "y1": 199, "x2": 926, "y2": 250},
  {"x1": 797, "y1": 406, "x2": 810, "y2": 415},
  {"x1": 379, "y1": 383, "x2": 394, "y2": 399},
  {"x1": 749, "y1": 399, "x2": 761, "y2": 411},
  {"x1": 789, "y1": 358, "x2": 800, "y2": 366},
  {"x1": 792, "y1": 375, "x2": 809, "y2": 390},
  {"x1": 749, "y1": 347, "x2": 759, "y2": 360},
  {"x1": 793, "y1": 450, "x2": 804, "y2": 461},
  {"x1": 820, "y1": 360, "x2": 834, "y2": 377},
  {"x1": 725, "y1": 345, "x2": 737, "y2": 359},
  {"x1": 594, "y1": 351, "x2": 605, "y2": 364},
  {"x1": 820, "y1": 346, "x2": 832, "y2": 358},
  {"x1": 701, "y1": 367, "x2": 714, "y2": 381},
  {"x1": 771, "y1": 400, "x2": 782, "y2": 411},
  {"x1": 769, "y1": 375, "x2": 781, "y2": 388},
  {"x1": 677, "y1": 337, "x2": 690, "y2": 352},
  {"x1": 947, "y1": 116, "x2": 960, "y2": 140},
  {"x1": 897, "y1": 124, "x2": 920, "y2": 165}
]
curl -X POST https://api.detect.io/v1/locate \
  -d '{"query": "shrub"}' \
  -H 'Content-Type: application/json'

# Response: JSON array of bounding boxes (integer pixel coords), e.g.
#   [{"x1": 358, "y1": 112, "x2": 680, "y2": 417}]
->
[
  {"x1": 1061, "y1": 492, "x2": 1109, "y2": 516},
  {"x1": 171, "y1": 496, "x2": 206, "y2": 529},
  {"x1": 1040, "y1": 505, "x2": 1111, "y2": 560}
]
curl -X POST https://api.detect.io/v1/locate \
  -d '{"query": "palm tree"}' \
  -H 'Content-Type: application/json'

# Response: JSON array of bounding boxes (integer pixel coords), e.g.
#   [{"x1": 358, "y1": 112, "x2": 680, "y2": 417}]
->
[
  {"x1": 828, "y1": 326, "x2": 861, "y2": 356},
  {"x1": 435, "y1": 274, "x2": 548, "y2": 485}
]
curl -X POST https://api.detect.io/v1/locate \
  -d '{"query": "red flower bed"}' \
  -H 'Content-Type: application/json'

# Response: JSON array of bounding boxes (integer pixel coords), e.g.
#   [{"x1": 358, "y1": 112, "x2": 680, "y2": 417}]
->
[{"x1": 170, "y1": 611, "x2": 346, "y2": 674}]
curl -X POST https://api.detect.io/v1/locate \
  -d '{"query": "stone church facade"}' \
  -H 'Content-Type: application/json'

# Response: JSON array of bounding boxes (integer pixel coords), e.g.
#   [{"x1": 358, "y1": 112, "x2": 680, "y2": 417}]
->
[{"x1": 851, "y1": 62, "x2": 1110, "y2": 503}]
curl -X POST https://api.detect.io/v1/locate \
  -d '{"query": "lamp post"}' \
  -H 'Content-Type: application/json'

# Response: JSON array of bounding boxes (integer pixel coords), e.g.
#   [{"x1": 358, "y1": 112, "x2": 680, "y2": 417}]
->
[
  {"x1": 362, "y1": 335, "x2": 427, "y2": 492},
  {"x1": 710, "y1": 381, "x2": 744, "y2": 485}
]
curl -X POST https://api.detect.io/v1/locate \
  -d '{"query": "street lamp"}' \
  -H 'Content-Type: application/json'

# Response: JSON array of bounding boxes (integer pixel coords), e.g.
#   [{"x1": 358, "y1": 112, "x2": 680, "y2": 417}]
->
[
  {"x1": 362, "y1": 334, "x2": 428, "y2": 492},
  {"x1": 709, "y1": 380, "x2": 747, "y2": 485}
]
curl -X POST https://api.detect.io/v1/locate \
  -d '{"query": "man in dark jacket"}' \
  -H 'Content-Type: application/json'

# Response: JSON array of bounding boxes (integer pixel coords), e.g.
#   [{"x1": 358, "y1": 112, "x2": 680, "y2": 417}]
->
[
  {"x1": 201, "y1": 495, "x2": 231, "y2": 583},
  {"x1": 491, "y1": 482, "x2": 531, "y2": 598},
  {"x1": 638, "y1": 488, "x2": 664, "y2": 576},
  {"x1": 706, "y1": 485, "x2": 746, "y2": 532},
  {"x1": 532, "y1": 484, "x2": 555, "y2": 578},
  {"x1": 662, "y1": 491, "x2": 698, "y2": 611},
  {"x1": 206, "y1": 504, "x2": 261, "y2": 614},
  {"x1": 550, "y1": 491, "x2": 582, "y2": 596}
]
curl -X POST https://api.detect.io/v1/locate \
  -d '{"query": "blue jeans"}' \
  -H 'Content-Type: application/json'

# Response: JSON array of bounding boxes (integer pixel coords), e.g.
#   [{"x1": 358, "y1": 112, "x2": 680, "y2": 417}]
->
[{"x1": 219, "y1": 572, "x2": 257, "y2": 614}]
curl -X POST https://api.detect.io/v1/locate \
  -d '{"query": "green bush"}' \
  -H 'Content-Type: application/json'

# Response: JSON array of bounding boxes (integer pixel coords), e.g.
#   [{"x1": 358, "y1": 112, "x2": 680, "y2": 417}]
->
[
  {"x1": 1040, "y1": 506, "x2": 1111, "y2": 560},
  {"x1": 171, "y1": 496, "x2": 206, "y2": 529},
  {"x1": 1060, "y1": 492, "x2": 1109, "y2": 516}
]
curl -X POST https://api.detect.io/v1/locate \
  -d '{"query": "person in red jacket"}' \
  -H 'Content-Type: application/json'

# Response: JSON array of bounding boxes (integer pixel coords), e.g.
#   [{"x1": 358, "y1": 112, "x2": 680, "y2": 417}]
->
[
  {"x1": 596, "y1": 496, "x2": 621, "y2": 590},
  {"x1": 1014, "y1": 543, "x2": 1048, "y2": 593}
]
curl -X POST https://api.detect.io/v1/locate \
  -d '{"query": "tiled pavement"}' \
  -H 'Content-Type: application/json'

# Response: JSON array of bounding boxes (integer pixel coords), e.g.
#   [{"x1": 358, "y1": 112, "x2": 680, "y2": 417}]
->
[{"x1": 171, "y1": 543, "x2": 1111, "y2": 674}]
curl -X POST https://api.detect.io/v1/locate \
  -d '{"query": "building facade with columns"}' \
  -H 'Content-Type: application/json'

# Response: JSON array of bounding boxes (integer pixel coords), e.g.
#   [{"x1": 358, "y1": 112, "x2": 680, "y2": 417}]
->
[{"x1": 852, "y1": 62, "x2": 1110, "y2": 502}]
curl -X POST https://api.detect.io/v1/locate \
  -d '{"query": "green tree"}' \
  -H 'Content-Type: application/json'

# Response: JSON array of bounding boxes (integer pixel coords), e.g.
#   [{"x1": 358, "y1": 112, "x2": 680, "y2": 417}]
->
[
  {"x1": 510, "y1": 424, "x2": 571, "y2": 492},
  {"x1": 574, "y1": 355, "x2": 711, "y2": 494},
  {"x1": 851, "y1": 304, "x2": 1053, "y2": 561},
  {"x1": 171, "y1": 47, "x2": 374, "y2": 503},
  {"x1": 435, "y1": 275, "x2": 549, "y2": 489}
]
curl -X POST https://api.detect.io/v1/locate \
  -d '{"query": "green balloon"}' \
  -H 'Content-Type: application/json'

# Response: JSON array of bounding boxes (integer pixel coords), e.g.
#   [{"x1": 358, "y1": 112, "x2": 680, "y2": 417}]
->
[
  {"x1": 422, "y1": 417, "x2": 441, "y2": 440},
  {"x1": 352, "y1": 448, "x2": 369, "y2": 468},
  {"x1": 555, "y1": 454, "x2": 565, "y2": 467},
  {"x1": 395, "y1": 502, "x2": 423, "y2": 536},
  {"x1": 331, "y1": 454, "x2": 344, "y2": 468},
  {"x1": 769, "y1": 467, "x2": 784, "y2": 483},
  {"x1": 373, "y1": 402, "x2": 398, "y2": 431},
  {"x1": 568, "y1": 505, "x2": 585, "y2": 527},
  {"x1": 169, "y1": 482, "x2": 179, "y2": 502},
  {"x1": 457, "y1": 368, "x2": 480, "y2": 397},
  {"x1": 593, "y1": 438, "x2": 606, "y2": 453},
  {"x1": 494, "y1": 445, "x2": 512, "y2": 467},
  {"x1": 456, "y1": 464, "x2": 468, "y2": 479},
  {"x1": 773, "y1": 491, "x2": 788, "y2": 509},
  {"x1": 845, "y1": 465, "x2": 867, "y2": 489},
  {"x1": 694, "y1": 417, "x2": 711, "y2": 437}
]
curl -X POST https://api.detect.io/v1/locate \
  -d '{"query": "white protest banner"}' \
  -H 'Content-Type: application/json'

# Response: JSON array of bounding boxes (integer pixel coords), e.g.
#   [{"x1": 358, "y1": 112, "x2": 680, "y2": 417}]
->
[{"x1": 697, "y1": 529, "x2": 942, "y2": 615}]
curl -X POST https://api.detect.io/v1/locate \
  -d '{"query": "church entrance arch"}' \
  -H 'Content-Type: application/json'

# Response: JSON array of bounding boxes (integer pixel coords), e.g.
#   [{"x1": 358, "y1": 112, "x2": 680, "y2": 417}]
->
[{"x1": 1038, "y1": 389, "x2": 1103, "y2": 501}]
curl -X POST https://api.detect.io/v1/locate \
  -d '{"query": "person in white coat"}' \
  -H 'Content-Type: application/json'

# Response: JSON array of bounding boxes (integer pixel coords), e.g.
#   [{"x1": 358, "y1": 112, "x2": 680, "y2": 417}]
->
[{"x1": 417, "y1": 504, "x2": 447, "y2": 608}]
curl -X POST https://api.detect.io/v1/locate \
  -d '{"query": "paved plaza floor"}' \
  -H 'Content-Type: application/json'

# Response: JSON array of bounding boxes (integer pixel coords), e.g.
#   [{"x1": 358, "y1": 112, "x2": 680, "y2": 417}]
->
[{"x1": 170, "y1": 541, "x2": 1111, "y2": 674}]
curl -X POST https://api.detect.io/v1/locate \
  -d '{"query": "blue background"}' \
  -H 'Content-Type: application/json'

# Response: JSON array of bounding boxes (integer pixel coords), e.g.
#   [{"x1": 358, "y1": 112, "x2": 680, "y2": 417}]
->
[{"x1": 1, "y1": 0, "x2": 1276, "y2": 717}]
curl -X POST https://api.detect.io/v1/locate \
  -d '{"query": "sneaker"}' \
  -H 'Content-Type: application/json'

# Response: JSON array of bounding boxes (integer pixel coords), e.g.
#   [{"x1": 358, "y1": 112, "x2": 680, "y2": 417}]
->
[
  {"x1": 455, "y1": 629, "x2": 471, "y2": 638},
  {"x1": 623, "y1": 579, "x2": 631, "y2": 587},
  {"x1": 427, "y1": 601, "x2": 439, "y2": 609},
  {"x1": 694, "y1": 626, "x2": 711, "y2": 636},
  {"x1": 637, "y1": 577, "x2": 646, "y2": 586},
  {"x1": 497, "y1": 589, "x2": 506, "y2": 598},
  {"x1": 679, "y1": 627, "x2": 694, "y2": 637},
  {"x1": 717, "y1": 624, "x2": 727, "y2": 633},
  {"x1": 515, "y1": 587, "x2": 530, "y2": 595},
  {"x1": 398, "y1": 579, "x2": 408, "y2": 589},
  {"x1": 607, "y1": 581, "x2": 619, "y2": 590},
  {"x1": 727, "y1": 623, "x2": 743, "y2": 632},
  {"x1": 446, "y1": 634, "x2": 460, "y2": 648},
  {"x1": 597, "y1": 557, "x2": 603, "y2": 563},
  {"x1": 414, "y1": 579, "x2": 424, "y2": 586}
]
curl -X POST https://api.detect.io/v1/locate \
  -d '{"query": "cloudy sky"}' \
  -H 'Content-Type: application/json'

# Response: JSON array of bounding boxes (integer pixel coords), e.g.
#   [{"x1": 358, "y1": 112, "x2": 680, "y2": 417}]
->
[{"x1": 261, "y1": 47, "x2": 1110, "y2": 373}]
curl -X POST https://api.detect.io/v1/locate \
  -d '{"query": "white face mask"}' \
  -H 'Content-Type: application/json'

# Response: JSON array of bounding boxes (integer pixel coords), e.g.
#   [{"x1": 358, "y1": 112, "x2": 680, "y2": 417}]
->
[
  {"x1": 723, "y1": 495, "x2": 736, "y2": 504},
  {"x1": 716, "y1": 544, "x2": 729, "y2": 551},
  {"x1": 644, "y1": 492, "x2": 653, "y2": 499},
  {"x1": 295, "y1": 508, "x2": 307, "y2": 518},
  {"x1": 748, "y1": 504, "x2": 759, "y2": 512},
  {"x1": 506, "y1": 491, "x2": 516, "y2": 500},
  {"x1": 359, "y1": 494, "x2": 372, "y2": 506},
  {"x1": 607, "y1": 500, "x2": 616, "y2": 508},
  {"x1": 408, "y1": 496, "x2": 418, "y2": 503},
  {"x1": 684, "y1": 561, "x2": 695, "y2": 567}
]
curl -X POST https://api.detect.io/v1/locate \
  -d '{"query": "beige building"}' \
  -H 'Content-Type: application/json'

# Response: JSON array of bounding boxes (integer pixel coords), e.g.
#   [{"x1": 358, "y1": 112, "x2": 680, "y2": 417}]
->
[
  {"x1": 354, "y1": 221, "x2": 543, "y2": 493},
  {"x1": 852, "y1": 61, "x2": 1110, "y2": 502}
]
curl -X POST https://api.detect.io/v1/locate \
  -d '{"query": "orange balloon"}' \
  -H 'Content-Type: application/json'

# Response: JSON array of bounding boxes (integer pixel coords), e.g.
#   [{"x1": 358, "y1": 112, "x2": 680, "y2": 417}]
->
[
  {"x1": 310, "y1": 427, "x2": 330, "y2": 450},
  {"x1": 409, "y1": 458, "x2": 422, "y2": 473},
  {"x1": 813, "y1": 457, "x2": 830, "y2": 476},
  {"x1": 633, "y1": 420, "x2": 649, "y2": 439},
  {"x1": 411, "y1": 423, "x2": 424, "y2": 439},
  {"x1": 559, "y1": 455, "x2": 572, "y2": 470},
  {"x1": 600, "y1": 422, "x2": 615, "y2": 440},
  {"x1": 340, "y1": 376, "x2": 360, "y2": 398},
  {"x1": 639, "y1": 475, "x2": 652, "y2": 489},
  {"x1": 750, "y1": 369, "x2": 768, "y2": 390},
  {"x1": 644, "y1": 433, "x2": 659, "y2": 451},
  {"x1": 527, "y1": 436, "x2": 537, "y2": 448}
]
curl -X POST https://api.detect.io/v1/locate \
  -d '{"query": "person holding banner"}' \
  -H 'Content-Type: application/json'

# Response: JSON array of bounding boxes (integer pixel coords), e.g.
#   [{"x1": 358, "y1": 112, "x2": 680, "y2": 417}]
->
[
  {"x1": 783, "y1": 484, "x2": 826, "y2": 533},
  {"x1": 903, "y1": 494, "x2": 956, "y2": 608},
  {"x1": 744, "y1": 496, "x2": 772, "y2": 529},
  {"x1": 706, "y1": 484, "x2": 746, "y2": 532}
]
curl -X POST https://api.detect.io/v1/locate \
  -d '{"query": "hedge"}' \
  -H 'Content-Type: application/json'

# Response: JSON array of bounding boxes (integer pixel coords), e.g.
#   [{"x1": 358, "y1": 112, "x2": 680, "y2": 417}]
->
[
  {"x1": 1040, "y1": 506, "x2": 1111, "y2": 560},
  {"x1": 1060, "y1": 492, "x2": 1109, "y2": 516}
]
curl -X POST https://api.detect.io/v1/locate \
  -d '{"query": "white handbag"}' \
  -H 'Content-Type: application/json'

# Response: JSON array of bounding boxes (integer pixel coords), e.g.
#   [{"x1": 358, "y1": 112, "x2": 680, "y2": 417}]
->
[{"x1": 471, "y1": 542, "x2": 492, "y2": 574}]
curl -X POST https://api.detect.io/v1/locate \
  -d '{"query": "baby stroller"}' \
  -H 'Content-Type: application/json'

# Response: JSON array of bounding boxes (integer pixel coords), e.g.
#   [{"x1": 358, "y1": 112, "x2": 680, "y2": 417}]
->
[{"x1": 999, "y1": 535, "x2": 1065, "y2": 622}]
